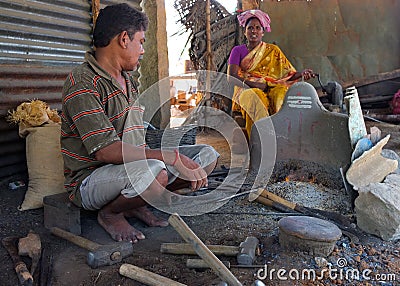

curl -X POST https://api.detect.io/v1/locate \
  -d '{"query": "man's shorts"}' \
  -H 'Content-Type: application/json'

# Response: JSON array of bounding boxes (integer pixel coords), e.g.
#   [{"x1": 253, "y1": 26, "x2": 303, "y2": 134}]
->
[{"x1": 79, "y1": 144, "x2": 219, "y2": 210}]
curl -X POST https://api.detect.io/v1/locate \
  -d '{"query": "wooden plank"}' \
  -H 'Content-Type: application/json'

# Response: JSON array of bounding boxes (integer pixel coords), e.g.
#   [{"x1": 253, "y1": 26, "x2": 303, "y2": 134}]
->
[{"x1": 343, "y1": 69, "x2": 400, "y2": 89}]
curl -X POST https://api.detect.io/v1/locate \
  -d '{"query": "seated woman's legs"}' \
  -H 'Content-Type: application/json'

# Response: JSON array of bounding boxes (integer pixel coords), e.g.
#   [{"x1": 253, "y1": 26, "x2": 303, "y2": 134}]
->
[
  {"x1": 238, "y1": 88, "x2": 269, "y2": 136},
  {"x1": 267, "y1": 85, "x2": 289, "y2": 114}
]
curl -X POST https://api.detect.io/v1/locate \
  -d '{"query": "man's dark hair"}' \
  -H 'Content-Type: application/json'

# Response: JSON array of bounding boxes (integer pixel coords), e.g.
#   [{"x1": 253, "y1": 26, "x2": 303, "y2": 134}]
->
[{"x1": 93, "y1": 3, "x2": 149, "y2": 48}]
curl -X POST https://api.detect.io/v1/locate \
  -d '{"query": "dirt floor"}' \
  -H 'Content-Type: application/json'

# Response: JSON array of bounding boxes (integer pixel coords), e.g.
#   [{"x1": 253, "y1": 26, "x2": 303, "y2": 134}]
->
[{"x1": 0, "y1": 121, "x2": 399, "y2": 286}]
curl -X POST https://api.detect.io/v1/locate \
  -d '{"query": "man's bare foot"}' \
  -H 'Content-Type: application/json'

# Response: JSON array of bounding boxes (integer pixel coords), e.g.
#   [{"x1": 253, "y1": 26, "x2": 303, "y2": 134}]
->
[
  {"x1": 124, "y1": 206, "x2": 169, "y2": 227},
  {"x1": 98, "y1": 209, "x2": 145, "y2": 243}
]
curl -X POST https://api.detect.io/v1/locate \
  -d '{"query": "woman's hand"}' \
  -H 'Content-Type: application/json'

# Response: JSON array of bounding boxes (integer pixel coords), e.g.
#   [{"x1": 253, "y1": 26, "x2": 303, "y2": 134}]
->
[
  {"x1": 301, "y1": 69, "x2": 316, "y2": 81},
  {"x1": 245, "y1": 79, "x2": 268, "y2": 91},
  {"x1": 173, "y1": 153, "x2": 208, "y2": 191}
]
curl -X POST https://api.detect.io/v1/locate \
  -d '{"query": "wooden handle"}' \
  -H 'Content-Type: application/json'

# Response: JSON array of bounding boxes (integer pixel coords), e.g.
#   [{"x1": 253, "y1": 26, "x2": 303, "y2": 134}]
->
[
  {"x1": 119, "y1": 263, "x2": 187, "y2": 286},
  {"x1": 50, "y1": 227, "x2": 99, "y2": 251},
  {"x1": 160, "y1": 243, "x2": 239, "y2": 256},
  {"x1": 249, "y1": 193, "x2": 297, "y2": 213},
  {"x1": 248, "y1": 192, "x2": 274, "y2": 207},
  {"x1": 257, "y1": 189, "x2": 297, "y2": 210},
  {"x1": 187, "y1": 258, "x2": 230, "y2": 269},
  {"x1": 168, "y1": 213, "x2": 242, "y2": 286}
]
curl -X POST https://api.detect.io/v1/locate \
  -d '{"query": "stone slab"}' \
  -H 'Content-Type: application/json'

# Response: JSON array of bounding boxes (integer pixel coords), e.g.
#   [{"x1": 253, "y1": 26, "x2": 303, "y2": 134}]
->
[
  {"x1": 355, "y1": 173, "x2": 400, "y2": 241},
  {"x1": 346, "y1": 135, "x2": 398, "y2": 190}
]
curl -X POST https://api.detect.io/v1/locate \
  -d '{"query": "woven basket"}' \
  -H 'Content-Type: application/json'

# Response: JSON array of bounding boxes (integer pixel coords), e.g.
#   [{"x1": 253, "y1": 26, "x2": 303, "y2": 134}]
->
[{"x1": 145, "y1": 124, "x2": 197, "y2": 149}]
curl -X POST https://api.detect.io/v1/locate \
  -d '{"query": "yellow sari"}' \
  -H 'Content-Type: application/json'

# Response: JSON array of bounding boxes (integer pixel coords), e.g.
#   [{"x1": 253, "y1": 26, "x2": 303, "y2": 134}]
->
[{"x1": 232, "y1": 42, "x2": 297, "y2": 135}]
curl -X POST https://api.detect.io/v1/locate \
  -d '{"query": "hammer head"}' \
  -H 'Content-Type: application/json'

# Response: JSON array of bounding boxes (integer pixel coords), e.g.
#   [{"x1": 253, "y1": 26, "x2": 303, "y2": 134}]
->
[
  {"x1": 236, "y1": 236, "x2": 259, "y2": 265},
  {"x1": 87, "y1": 241, "x2": 133, "y2": 268}
]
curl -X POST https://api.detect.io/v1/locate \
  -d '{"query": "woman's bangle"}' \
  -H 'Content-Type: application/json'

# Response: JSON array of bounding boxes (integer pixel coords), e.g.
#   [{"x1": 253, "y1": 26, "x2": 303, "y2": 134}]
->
[
  {"x1": 242, "y1": 79, "x2": 246, "y2": 87},
  {"x1": 172, "y1": 149, "x2": 179, "y2": 166}
]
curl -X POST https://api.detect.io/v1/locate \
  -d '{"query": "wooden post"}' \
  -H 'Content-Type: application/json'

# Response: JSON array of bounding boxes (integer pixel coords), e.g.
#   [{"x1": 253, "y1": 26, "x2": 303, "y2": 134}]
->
[
  {"x1": 91, "y1": 0, "x2": 100, "y2": 28},
  {"x1": 206, "y1": 0, "x2": 213, "y2": 73},
  {"x1": 203, "y1": 0, "x2": 213, "y2": 131}
]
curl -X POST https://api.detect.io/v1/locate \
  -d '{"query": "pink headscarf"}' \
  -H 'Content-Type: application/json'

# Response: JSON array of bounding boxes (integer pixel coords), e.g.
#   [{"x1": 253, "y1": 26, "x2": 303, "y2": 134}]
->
[{"x1": 237, "y1": 9, "x2": 271, "y2": 32}]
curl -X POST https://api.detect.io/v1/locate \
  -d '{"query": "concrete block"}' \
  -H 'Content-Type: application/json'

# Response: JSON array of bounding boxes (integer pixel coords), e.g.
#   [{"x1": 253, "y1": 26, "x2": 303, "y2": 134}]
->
[{"x1": 43, "y1": 192, "x2": 81, "y2": 235}]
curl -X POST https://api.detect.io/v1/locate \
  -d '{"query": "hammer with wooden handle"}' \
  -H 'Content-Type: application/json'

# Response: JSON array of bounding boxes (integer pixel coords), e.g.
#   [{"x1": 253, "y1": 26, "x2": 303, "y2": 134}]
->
[
  {"x1": 163, "y1": 236, "x2": 259, "y2": 267},
  {"x1": 161, "y1": 242, "x2": 239, "y2": 256},
  {"x1": 51, "y1": 227, "x2": 133, "y2": 268}
]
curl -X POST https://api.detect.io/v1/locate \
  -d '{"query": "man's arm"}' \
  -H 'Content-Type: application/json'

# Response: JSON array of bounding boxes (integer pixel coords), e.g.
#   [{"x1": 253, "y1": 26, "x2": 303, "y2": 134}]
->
[
  {"x1": 95, "y1": 141, "x2": 177, "y2": 165},
  {"x1": 95, "y1": 141, "x2": 208, "y2": 190}
]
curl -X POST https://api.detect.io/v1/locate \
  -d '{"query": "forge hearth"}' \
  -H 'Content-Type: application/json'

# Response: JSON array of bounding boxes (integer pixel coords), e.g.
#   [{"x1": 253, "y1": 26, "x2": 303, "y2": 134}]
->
[
  {"x1": 270, "y1": 159, "x2": 343, "y2": 190},
  {"x1": 243, "y1": 158, "x2": 354, "y2": 216},
  {"x1": 265, "y1": 159, "x2": 353, "y2": 215}
]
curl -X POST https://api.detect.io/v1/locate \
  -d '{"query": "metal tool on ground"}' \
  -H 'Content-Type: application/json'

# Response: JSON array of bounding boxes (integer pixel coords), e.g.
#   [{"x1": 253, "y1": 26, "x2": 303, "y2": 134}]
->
[
  {"x1": 50, "y1": 227, "x2": 133, "y2": 268},
  {"x1": 186, "y1": 258, "x2": 265, "y2": 269},
  {"x1": 161, "y1": 236, "x2": 259, "y2": 265},
  {"x1": 168, "y1": 213, "x2": 242, "y2": 286},
  {"x1": 250, "y1": 188, "x2": 353, "y2": 227},
  {"x1": 249, "y1": 188, "x2": 364, "y2": 243},
  {"x1": 2, "y1": 236, "x2": 33, "y2": 286},
  {"x1": 236, "y1": 236, "x2": 259, "y2": 265},
  {"x1": 119, "y1": 263, "x2": 187, "y2": 286},
  {"x1": 18, "y1": 230, "x2": 41, "y2": 275},
  {"x1": 161, "y1": 242, "x2": 239, "y2": 256},
  {"x1": 248, "y1": 191, "x2": 298, "y2": 213},
  {"x1": 186, "y1": 258, "x2": 231, "y2": 269}
]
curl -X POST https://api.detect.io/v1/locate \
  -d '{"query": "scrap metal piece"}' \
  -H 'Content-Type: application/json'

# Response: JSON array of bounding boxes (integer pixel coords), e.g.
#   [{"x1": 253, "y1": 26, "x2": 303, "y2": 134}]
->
[
  {"x1": 344, "y1": 86, "x2": 367, "y2": 147},
  {"x1": 250, "y1": 82, "x2": 352, "y2": 178}
]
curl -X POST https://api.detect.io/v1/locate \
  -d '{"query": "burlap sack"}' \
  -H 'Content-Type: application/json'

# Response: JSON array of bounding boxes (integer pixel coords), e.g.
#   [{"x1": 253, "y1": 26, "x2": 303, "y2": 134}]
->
[{"x1": 18, "y1": 123, "x2": 65, "y2": 211}]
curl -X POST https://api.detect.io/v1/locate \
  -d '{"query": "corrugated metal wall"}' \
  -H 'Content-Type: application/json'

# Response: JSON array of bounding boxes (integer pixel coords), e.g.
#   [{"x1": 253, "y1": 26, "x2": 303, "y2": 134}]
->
[
  {"x1": 0, "y1": 0, "x2": 142, "y2": 178},
  {"x1": 0, "y1": 0, "x2": 92, "y2": 178}
]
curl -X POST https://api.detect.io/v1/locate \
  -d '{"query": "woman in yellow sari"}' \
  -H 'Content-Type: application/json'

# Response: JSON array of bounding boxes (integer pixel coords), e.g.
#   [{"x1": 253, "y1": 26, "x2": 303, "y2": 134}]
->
[{"x1": 228, "y1": 10, "x2": 315, "y2": 136}]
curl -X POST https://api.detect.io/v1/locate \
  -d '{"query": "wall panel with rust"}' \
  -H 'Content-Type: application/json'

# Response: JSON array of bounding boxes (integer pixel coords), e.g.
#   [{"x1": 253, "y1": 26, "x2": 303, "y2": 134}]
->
[
  {"x1": 260, "y1": 0, "x2": 400, "y2": 84},
  {"x1": 0, "y1": 0, "x2": 144, "y2": 178},
  {"x1": 0, "y1": 0, "x2": 93, "y2": 178}
]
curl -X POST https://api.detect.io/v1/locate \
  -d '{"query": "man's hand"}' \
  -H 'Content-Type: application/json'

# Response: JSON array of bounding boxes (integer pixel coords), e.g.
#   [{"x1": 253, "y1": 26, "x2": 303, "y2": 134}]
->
[{"x1": 173, "y1": 153, "x2": 208, "y2": 191}]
